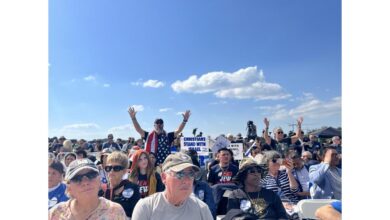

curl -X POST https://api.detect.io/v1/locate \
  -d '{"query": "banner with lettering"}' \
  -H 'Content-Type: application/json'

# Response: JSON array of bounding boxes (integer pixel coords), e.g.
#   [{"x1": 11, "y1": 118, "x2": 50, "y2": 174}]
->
[{"x1": 180, "y1": 137, "x2": 209, "y2": 156}]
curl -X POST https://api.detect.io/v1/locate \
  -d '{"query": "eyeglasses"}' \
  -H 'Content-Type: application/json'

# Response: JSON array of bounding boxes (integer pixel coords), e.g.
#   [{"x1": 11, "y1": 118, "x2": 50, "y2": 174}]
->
[
  {"x1": 277, "y1": 131, "x2": 283, "y2": 134},
  {"x1": 70, "y1": 171, "x2": 99, "y2": 184},
  {"x1": 247, "y1": 167, "x2": 262, "y2": 174},
  {"x1": 170, "y1": 170, "x2": 196, "y2": 180},
  {"x1": 104, "y1": 165, "x2": 125, "y2": 172}
]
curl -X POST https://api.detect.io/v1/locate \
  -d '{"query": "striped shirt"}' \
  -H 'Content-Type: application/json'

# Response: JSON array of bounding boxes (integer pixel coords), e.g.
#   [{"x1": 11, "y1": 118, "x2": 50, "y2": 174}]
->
[{"x1": 260, "y1": 170, "x2": 299, "y2": 203}]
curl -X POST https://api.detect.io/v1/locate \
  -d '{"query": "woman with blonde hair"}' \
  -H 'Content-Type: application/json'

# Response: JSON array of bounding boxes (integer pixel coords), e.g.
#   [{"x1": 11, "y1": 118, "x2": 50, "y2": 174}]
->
[
  {"x1": 104, "y1": 151, "x2": 140, "y2": 219},
  {"x1": 128, "y1": 150, "x2": 164, "y2": 198}
]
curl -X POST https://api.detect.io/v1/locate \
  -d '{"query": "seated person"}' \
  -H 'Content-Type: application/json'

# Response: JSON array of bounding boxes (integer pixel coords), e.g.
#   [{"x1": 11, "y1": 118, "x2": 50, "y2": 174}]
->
[
  {"x1": 226, "y1": 158, "x2": 288, "y2": 219},
  {"x1": 258, "y1": 150, "x2": 300, "y2": 204},
  {"x1": 103, "y1": 151, "x2": 140, "y2": 219},
  {"x1": 309, "y1": 147, "x2": 341, "y2": 200},
  {"x1": 315, "y1": 200, "x2": 341, "y2": 220},
  {"x1": 49, "y1": 159, "x2": 69, "y2": 209}
]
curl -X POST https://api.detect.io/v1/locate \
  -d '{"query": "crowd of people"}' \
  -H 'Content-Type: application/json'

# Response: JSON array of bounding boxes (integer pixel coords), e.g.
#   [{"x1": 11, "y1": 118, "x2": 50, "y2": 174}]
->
[{"x1": 48, "y1": 108, "x2": 342, "y2": 220}]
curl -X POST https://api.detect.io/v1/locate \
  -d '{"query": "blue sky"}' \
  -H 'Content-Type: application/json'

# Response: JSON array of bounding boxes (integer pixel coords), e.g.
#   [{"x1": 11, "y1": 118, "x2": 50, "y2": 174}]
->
[{"x1": 49, "y1": 0, "x2": 341, "y2": 140}]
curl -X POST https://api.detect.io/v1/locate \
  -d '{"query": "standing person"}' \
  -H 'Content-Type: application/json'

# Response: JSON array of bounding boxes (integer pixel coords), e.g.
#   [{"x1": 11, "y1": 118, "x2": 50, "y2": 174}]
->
[
  {"x1": 132, "y1": 152, "x2": 213, "y2": 220},
  {"x1": 121, "y1": 137, "x2": 135, "y2": 154},
  {"x1": 129, "y1": 150, "x2": 165, "y2": 198},
  {"x1": 304, "y1": 134, "x2": 321, "y2": 155},
  {"x1": 309, "y1": 147, "x2": 341, "y2": 200},
  {"x1": 51, "y1": 136, "x2": 66, "y2": 153},
  {"x1": 226, "y1": 158, "x2": 288, "y2": 219},
  {"x1": 104, "y1": 151, "x2": 140, "y2": 219},
  {"x1": 263, "y1": 117, "x2": 304, "y2": 157},
  {"x1": 103, "y1": 134, "x2": 121, "y2": 151},
  {"x1": 49, "y1": 160, "x2": 69, "y2": 209},
  {"x1": 128, "y1": 106, "x2": 191, "y2": 166},
  {"x1": 246, "y1": 120, "x2": 257, "y2": 140},
  {"x1": 49, "y1": 159, "x2": 127, "y2": 219},
  {"x1": 207, "y1": 148, "x2": 239, "y2": 186}
]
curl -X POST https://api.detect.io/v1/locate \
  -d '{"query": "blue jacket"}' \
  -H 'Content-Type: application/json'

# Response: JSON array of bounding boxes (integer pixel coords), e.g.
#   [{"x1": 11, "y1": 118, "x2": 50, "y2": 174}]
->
[
  {"x1": 309, "y1": 163, "x2": 342, "y2": 199},
  {"x1": 49, "y1": 183, "x2": 69, "y2": 209},
  {"x1": 194, "y1": 180, "x2": 216, "y2": 218}
]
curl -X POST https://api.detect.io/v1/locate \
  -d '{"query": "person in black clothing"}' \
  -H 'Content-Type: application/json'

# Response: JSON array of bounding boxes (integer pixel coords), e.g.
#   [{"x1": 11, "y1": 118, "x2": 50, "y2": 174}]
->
[
  {"x1": 226, "y1": 158, "x2": 288, "y2": 219},
  {"x1": 208, "y1": 148, "x2": 238, "y2": 186},
  {"x1": 104, "y1": 151, "x2": 140, "y2": 218},
  {"x1": 263, "y1": 117, "x2": 304, "y2": 158}
]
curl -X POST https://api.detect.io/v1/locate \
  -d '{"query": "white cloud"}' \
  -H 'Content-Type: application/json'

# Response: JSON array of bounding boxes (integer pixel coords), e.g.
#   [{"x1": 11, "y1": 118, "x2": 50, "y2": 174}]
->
[
  {"x1": 103, "y1": 83, "x2": 110, "y2": 88},
  {"x1": 131, "y1": 105, "x2": 144, "y2": 112},
  {"x1": 255, "y1": 104, "x2": 285, "y2": 111},
  {"x1": 84, "y1": 75, "x2": 96, "y2": 81},
  {"x1": 159, "y1": 108, "x2": 172, "y2": 112},
  {"x1": 261, "y1": 96, "x2": 341, "y2": 121},
  {"x1": 288, "y1": 96, "x2": 341, "y2": 119},
  {"x1": 143, "y1": 80, "x2": 165, "y2": 88},
  {"x1": 107, "y1": 124, "x2": 133, "y2": 133},
  {"x1": 209, "y1": 101, "x2": 228, "y2": 105},
  {"x1": 62, "y1": 123, "x2": 100, "y2": 130},
  {"x1": 171, "y1": 66, "x2": 290, "y2": 100}
]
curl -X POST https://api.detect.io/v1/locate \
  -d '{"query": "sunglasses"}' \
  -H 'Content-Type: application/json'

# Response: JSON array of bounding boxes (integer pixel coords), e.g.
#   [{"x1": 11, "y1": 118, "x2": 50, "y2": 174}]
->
[
  {"x1": 170, "y1": 170, "x2": 196, "y2": 180},
  {"x1": 272, "y1": 158, "x2": 283, "y2": 164},
  {"x1": 247, "y1": 167, "x2": 262, "y2": 174},
  {"x1": 70, "y1": 171, "x2": 99, "y2": 184},
  {"x1": 104, "y1": 165, "x2": 125, "y2": 172},
  {"x1": 277, "y1": 131, "x2": 284, "y2": 134}
]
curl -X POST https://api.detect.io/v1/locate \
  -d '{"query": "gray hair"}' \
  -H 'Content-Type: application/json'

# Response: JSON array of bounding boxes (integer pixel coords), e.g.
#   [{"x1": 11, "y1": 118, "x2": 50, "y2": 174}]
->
[
  {"x1": 302, "y1": 151, "x2": 312, "y2": 159},
  {"x1": 273, "y1": 127, "x2": 283, "y2": 134},
  {"x1": 258, "y1": 150, "x2": 281, "y2": 165}
]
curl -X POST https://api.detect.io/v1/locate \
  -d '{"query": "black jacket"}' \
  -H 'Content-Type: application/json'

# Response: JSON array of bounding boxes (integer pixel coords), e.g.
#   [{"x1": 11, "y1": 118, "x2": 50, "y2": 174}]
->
[
  {"x1": 226, "y1": 187, "x2": 288, "y2": 220},
  {"x1": 104, "y1": 179, "x2": 140, "y2": 218}
]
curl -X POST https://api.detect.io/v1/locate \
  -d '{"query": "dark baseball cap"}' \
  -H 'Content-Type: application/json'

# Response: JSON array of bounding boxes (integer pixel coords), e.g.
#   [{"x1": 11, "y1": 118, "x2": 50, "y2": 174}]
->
[
  {"x1": 65, "y1": 158, "x2": 99, "y2": 181},
  {"x1": 154, "y1": 118, "x2": 164, "y2": 124}
]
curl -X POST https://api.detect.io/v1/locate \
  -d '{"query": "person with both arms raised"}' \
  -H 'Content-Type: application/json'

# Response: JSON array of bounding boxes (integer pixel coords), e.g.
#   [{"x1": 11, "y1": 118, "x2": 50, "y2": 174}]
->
[{"x1": 128, "y1": 106, "x2": 191, "y2": 166}]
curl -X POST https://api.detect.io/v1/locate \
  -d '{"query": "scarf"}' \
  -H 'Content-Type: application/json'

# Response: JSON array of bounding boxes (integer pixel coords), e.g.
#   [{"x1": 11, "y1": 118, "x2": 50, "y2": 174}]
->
[{"x1": 145, "y1": 130, "x2": 158, "y2": 153}]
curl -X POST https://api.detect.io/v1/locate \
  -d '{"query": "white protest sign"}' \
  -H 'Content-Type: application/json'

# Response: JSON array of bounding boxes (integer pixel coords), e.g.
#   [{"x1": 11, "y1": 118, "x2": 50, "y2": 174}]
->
[
  {"x1": 180, "y1": 137, "x2": 209, "y2": 156},
  {"x1": 211, "y1": 135, "x2": 230, "y2": 153},
  {"x1": 228, "y1": 143, "x2": 244, "y2": 160}
]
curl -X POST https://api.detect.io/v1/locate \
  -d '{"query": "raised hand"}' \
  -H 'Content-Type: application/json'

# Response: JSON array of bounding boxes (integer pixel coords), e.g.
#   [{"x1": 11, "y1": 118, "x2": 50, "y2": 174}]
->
[
  {"x1": 128, "y1": 106, "x2": 137, "y2": 119},
  {"x1": 297, "y1": 117, "x2": 304, "y2": 127},
  {"x1": 182, "y1": 110, "x2": 191, "y2": 121},
  {"x1": 284, "y1": 159, "x2": 294, "y2": 172},
  {"x1": 264, "y1": 117, "x2": 270, "y2": 127}
]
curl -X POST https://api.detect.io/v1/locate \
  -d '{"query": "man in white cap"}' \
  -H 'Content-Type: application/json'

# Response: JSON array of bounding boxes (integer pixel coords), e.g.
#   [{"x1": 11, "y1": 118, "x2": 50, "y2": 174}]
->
[{"x1": 132, "y1": 152, "x2": 213, "y2": 220}]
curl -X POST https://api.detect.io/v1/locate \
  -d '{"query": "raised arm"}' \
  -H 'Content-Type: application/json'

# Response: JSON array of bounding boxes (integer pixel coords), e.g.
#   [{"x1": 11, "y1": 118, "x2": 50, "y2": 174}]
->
[
  {"x1": 174, "y1": 110, "x2": 191, "y2": 137},
  {"x1": 284, "y1": 159, "x2": 299, "y2": 190},
  {"x1": 263, "y1": 117, "x2": 271, "y2": 145},
  {"x1": 291, "y1": 117, "x2": 303, "y2": 144},
  {"x1": 128, "y1": 106, "x2": 146, "y2": 138}
]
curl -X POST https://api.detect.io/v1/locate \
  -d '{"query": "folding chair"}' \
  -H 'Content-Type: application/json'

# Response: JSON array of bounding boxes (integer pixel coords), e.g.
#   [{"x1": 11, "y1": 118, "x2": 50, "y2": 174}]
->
[{"x1": 296, "y1": 199, "x2": 337, "y2": 220}]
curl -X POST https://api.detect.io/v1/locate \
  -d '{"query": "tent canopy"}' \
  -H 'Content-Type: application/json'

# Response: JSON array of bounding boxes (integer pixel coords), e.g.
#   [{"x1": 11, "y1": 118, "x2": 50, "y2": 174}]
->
[{"x1": 309, "y1": 127, "x2": 341, "y2": 139}]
